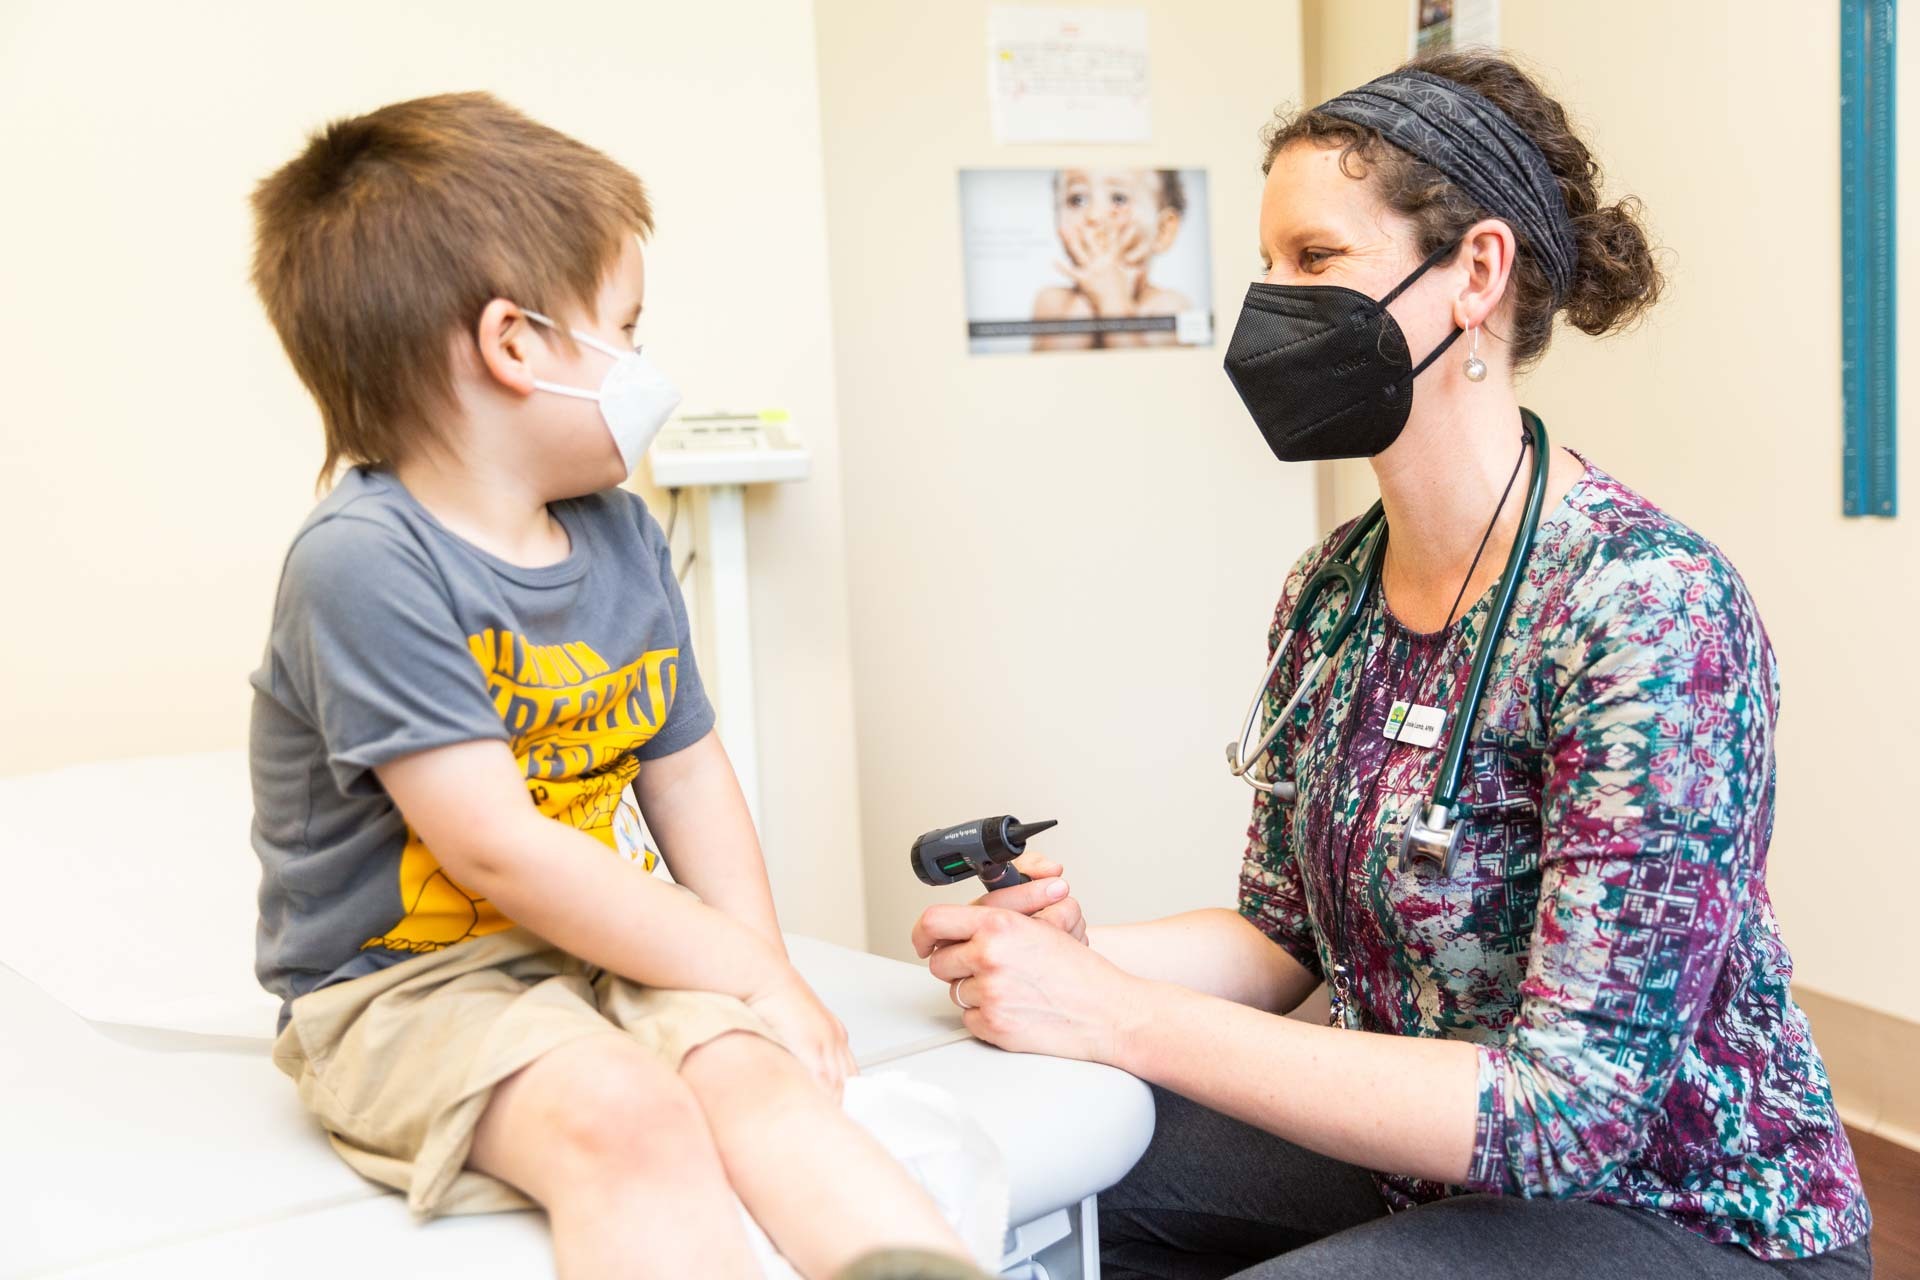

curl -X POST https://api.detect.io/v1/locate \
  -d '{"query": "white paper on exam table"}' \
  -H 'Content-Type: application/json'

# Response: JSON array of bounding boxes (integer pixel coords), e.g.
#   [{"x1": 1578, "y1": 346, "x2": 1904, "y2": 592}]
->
[
  {"x1": 1, "y1": 962, "x2": 377, "y2": 1279},
  {"x1": 0, "y1": 750, "x2": 282, "y2": 1038}
]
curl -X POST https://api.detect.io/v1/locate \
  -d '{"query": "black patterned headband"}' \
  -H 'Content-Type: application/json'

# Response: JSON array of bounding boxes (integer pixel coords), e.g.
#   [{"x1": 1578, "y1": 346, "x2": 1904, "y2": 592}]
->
[{"x1": 1315, "y1": 69, "x2": 1578, "y2": 304}]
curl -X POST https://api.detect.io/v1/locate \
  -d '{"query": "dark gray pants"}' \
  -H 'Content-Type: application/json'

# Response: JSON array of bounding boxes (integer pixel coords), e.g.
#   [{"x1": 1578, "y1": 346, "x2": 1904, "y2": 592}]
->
[{"x1": 1099, "y1": 1086, "x2": 1873, "y2": 1279}]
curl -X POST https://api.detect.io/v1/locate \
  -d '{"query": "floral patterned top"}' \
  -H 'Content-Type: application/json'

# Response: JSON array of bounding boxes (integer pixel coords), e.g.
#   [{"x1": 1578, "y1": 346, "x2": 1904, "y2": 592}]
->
[{"x1": 1237, "y1": 458, "x2": 1870, "y2": 1260}]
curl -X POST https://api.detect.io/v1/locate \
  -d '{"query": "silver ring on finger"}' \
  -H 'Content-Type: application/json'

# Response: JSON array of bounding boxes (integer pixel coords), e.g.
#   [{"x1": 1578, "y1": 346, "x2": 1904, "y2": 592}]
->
[{"x1": 953, "y1": 977, "x2": 974, "y2": 1011}]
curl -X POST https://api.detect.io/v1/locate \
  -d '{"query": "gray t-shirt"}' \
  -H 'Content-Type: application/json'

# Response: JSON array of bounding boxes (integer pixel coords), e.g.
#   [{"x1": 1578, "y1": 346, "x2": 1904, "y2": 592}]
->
[{"x1": 249, "y1": 468, "x2": 714, "y2": 1028}]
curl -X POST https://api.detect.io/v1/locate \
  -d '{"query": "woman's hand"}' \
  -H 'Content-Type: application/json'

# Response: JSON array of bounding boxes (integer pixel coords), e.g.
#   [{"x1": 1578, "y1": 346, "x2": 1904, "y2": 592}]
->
[
  {"x1": 917, "y1": 905, "x2": 1145, "y2": 1063},
  {"x1": 910, "y1": 850, "x2": 1088, "y2": 953},
  {"x1": 745, "y1": 966, "x2": 857, "y2": 1099}
]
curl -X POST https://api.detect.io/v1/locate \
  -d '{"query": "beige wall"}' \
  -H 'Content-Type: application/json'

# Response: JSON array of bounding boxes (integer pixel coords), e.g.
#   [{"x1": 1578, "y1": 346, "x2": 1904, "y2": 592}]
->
[
  {"x1": 1303, "y1": 1, "x2": 1920, "y2": 1027},
  {"x1": 814, "y1": 0, "x2": 1314, "y2": 960},
  {"x1": 0, "y1": 0, "x2": 869, "y2": 948}
]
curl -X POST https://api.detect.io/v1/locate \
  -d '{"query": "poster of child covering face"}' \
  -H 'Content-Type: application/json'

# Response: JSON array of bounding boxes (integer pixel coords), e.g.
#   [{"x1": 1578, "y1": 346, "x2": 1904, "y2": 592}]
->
[{"x1": 959, "y1": 167, "x2": 1213, "y2": 355}]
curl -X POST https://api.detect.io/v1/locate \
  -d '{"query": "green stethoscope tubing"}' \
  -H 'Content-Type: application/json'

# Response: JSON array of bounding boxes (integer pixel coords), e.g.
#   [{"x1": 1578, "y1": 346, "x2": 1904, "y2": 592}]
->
[
  {"x1": 1430, "y1": 407, "x2": 1549, "y2": 817},
  {"x1": 1229, "y1": 409, "x2": 1550, "y2": 864}
]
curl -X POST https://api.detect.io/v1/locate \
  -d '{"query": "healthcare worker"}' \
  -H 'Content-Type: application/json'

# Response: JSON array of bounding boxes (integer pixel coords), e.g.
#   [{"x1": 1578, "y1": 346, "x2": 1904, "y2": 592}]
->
[{"x1": 913, "y1": 51, "x2": 1874, "y2": 1278}]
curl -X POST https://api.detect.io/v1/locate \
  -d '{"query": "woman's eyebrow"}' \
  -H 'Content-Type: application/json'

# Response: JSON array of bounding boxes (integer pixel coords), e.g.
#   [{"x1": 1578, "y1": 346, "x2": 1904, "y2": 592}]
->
[{"x1": 1282, "y1": 224, "x2": 1348, "y2": 246}]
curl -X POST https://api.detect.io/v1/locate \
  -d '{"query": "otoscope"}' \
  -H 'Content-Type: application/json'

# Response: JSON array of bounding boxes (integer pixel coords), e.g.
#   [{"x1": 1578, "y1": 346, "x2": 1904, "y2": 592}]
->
[{"x1": 910, "y1": 815, "x2": 1058, "y2": 892}]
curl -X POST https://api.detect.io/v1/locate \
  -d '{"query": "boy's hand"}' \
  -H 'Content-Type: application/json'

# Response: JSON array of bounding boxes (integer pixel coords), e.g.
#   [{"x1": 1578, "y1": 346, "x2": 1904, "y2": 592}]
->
[{"x1": 746, "y1": 967, "x2": 857, "y2": 1099}]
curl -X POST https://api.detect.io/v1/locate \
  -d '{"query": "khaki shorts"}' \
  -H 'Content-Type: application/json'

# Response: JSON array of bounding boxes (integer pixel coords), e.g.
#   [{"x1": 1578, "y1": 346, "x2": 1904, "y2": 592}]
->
[{"x1": 272, "y1": 925, "x2": 784, "y2": 1218}]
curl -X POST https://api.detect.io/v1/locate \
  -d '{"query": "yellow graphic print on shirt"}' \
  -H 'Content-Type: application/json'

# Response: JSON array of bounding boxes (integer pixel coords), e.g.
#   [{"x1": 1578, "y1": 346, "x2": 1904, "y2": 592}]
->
[{"x1": 360, "y1": 629, "x2": 681, "y2": 955}]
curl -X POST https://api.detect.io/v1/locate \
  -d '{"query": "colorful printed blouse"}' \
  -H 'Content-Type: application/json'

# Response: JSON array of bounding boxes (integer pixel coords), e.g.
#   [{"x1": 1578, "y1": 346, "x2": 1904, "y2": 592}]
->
[{"x1": 1237, "y1": 459, "x2": 1870, "y2": 1260}]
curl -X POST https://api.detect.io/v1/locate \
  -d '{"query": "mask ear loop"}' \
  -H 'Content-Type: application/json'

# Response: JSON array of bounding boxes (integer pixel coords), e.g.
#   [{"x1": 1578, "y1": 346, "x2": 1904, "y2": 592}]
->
[
  {"x1": 520, "y1": 307, "x2": 626, "y2": 399},
  {"x1": 1376, "y1": 237, "x2": 1466, "y2": 309},
  {"x1": 1376, "y1": 237, "x2": 1469, "y2": 379},
  {"x1": 521, "y1": 308, "x2": 629, "y2": 362}
]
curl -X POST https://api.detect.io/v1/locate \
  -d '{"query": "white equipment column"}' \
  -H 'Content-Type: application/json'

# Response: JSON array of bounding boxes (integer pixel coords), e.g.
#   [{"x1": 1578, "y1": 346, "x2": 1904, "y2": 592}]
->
[
  {"x1": 699, "y1": 483, "x2": 760, "y2": 823},
  {"x1": 648, "y1": 412, "x2": 810, "y2": 828}
]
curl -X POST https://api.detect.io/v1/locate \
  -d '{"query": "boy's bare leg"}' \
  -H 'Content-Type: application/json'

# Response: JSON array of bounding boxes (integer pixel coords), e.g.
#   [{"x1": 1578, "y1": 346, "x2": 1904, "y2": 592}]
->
[
  {"x1": 680, "y1": 1031, "x2": 976, "y2": 1280},
  {"x1": 468, "y1": 1035, "x2": 761, "y2": 1280}
]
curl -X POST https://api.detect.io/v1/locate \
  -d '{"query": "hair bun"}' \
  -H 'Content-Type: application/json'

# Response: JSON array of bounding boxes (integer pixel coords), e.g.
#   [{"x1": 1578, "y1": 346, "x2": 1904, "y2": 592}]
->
[{"x1": 1564, "y1": 195, "x2": 1661, "y2": 337}]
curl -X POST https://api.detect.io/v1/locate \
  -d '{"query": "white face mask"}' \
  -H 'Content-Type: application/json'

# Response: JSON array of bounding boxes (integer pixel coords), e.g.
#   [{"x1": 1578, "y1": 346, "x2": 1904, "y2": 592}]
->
[{"x1": 522, "y1": 309, "x2": 682, "y2": 473}]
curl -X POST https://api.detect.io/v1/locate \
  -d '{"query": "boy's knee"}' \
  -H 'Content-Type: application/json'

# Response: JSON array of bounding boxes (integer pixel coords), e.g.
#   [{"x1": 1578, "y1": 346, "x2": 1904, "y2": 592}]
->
[
  {"x1": 681, "y1": 1031, "x2": 827, "y2": 1142},
  {"x1": 681, "y1": 1030, "x2": 810, "y2": 1107},
  {"x1": 537, "y1": 1041, "x2": 709, "y2": 1177}
]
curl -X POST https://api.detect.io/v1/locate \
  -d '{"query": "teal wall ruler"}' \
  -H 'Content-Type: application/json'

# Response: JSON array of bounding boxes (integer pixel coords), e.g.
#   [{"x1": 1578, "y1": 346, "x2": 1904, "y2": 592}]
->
[{"x1": 1842, "y1": 0, "x2": 1898, "y2": 517}]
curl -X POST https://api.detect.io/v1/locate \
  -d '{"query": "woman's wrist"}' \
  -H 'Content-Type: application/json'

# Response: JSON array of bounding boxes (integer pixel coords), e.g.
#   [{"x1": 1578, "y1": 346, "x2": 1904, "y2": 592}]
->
[{"x1": 1108, "y1": 974, "x2": 1183, "y2": 1075}]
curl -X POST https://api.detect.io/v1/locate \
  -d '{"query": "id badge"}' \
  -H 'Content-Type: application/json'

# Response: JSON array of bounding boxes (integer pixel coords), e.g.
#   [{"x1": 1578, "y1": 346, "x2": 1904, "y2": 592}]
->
[{"x1": 1384, "y1": 700, "x2": 1445, "y2": 749}]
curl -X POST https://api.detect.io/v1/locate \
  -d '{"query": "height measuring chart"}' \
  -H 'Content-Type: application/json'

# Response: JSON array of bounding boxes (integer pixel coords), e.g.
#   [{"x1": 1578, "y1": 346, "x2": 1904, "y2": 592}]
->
[{"x1": 1841, "y1": 0, "x2": 1899, "y2": 517}]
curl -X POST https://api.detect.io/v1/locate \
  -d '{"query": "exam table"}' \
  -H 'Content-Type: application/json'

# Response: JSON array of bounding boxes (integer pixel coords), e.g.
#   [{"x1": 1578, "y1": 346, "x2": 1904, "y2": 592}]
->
[{"x1": 0, "y1": 752, "x2": 1154, "y2": 1279}]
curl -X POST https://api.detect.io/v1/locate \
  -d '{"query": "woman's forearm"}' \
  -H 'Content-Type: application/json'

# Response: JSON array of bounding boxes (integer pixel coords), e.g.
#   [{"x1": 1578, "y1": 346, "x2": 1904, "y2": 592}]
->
[
  {"x1": 1089, "y1": 908, "x2": 1320, "y2": 1013},
  {"x1": 1117, "y1": 979, "x2": 1480, "y2": 1185}
]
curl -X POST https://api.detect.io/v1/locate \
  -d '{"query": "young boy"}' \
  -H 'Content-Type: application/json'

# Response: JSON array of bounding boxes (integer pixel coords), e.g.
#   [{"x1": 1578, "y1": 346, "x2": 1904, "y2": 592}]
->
[
  {"x1": 247, "y1": 92, "x2": 983, "y2": 1280},
  {"x1": 1031, "y1": 168, "x2": 1193, "y2": 351}
]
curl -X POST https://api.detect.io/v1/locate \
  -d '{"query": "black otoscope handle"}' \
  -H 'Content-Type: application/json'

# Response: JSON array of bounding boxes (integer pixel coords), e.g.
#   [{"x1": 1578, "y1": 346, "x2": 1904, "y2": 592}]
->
[{"x1": 979, "y1": 861, "x2": 1030, "y2": 891}]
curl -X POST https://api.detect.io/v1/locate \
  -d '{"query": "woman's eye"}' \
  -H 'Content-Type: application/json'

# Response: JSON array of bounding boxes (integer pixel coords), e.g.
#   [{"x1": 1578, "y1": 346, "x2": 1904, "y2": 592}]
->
[
  {"x1": 1111, "y1": 192, "x2": 1130, "y2": 206},
  {"x1": 1300, "y1": 248, "x2": 1336, "y2": 271}
]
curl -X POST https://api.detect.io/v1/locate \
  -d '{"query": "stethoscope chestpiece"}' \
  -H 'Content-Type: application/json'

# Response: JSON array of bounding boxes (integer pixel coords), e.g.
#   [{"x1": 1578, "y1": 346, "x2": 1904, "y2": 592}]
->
[{"x1": 1398, "y1": 803, "x2": 1466, "y2": 877}]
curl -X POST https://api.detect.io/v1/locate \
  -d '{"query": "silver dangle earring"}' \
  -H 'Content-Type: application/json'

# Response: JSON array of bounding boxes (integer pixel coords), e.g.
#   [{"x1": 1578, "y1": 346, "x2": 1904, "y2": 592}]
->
[{"x1": 1462, "y1": 325, "x2": 1487, "y2": 382}]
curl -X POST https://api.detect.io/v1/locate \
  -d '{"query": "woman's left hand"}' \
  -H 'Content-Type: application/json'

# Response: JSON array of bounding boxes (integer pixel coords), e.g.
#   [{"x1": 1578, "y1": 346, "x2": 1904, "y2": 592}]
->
[{"x1": 916, "y1": 904, "x2": 1143, "y2": 1064}]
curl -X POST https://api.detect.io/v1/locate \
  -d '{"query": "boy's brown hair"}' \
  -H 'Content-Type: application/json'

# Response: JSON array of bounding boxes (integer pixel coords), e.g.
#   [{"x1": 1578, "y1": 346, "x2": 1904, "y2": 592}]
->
[{"x1": 250, "y1": 92, "x2": 652, "y2": 485}]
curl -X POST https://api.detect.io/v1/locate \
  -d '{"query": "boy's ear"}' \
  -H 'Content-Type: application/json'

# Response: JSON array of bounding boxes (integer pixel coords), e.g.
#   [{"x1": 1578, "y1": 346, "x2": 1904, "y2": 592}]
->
[
  {"x1": 474, "y1": 297, "x2": 538, "y2": 396},
  {"x1": 1150, "y1": 207, "x2": 1183, "y2": 256}
]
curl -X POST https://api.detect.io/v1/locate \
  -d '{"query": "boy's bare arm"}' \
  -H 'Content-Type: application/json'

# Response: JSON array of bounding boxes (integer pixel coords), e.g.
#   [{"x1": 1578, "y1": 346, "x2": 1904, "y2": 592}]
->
[
  {"x1": 633, "y1": 730, "x2": 785, "y2": 954},
  {"x1": 375, "y1": 740, "x2": 785, "y2": 999},
  {"x1": 378, "y1": 739, "x2": 857, "y2": 1094}
]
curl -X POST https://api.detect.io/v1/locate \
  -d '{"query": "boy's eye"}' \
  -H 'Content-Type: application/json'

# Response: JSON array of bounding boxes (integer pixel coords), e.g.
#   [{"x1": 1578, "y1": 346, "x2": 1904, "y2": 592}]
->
[{"x1": 1111, "y1": 192, "x2": 1130, "y2": 207}]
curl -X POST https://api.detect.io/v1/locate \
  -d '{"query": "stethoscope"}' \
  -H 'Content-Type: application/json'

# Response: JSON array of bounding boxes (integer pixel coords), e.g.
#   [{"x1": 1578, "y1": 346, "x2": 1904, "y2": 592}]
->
[{"x1": 1225, "y1": 409, "x2": 1551, "y2": 877}]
